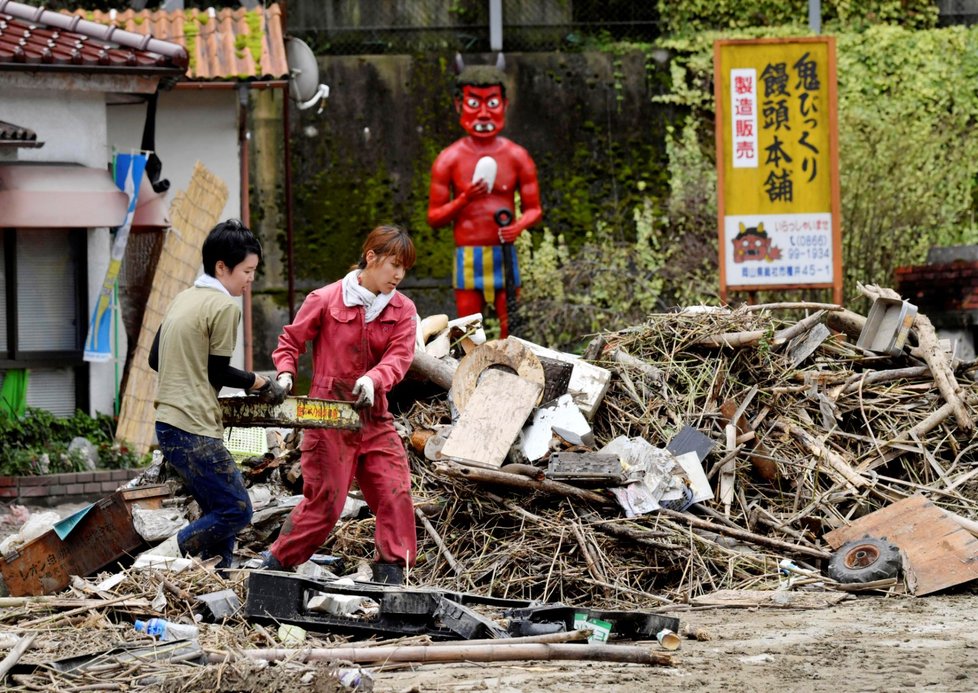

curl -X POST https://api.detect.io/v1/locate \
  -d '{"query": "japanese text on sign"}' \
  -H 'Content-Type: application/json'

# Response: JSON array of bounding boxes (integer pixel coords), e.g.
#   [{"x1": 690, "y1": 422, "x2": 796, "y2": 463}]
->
[
  {"x1": 731, "y1": 68, "x2": 758, "y2": 168},
  {"x1": 715, "y1": 37, "x2": 839, "y2": 297}
]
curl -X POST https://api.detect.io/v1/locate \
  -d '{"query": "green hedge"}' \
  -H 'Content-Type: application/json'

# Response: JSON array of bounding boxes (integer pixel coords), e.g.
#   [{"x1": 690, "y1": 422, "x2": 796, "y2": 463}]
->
[{"x1": 0, "y1": 408, "x2": 146, "y2": 477}]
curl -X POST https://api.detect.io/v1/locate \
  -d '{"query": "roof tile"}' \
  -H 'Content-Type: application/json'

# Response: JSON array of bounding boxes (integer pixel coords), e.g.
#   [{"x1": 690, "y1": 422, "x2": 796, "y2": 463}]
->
[
  {"x1": 0, "y1": 0, "x2": 187, "y2": 73},
  {"x1": 0, "y1": 119, "x2": 37, "y2": 142},
  {"x1": 70, "y1": 4, "x2": 288, "y2": 81}
]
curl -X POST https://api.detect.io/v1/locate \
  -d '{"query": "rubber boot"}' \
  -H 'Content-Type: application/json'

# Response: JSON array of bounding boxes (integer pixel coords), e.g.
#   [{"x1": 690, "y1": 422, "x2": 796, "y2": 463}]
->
[
  {"x1": 257, "y1": 550, "x2": 287, "y2": 571},
  {"x1": 371, "y1": 562, "x2": 404, "y2": 585}
]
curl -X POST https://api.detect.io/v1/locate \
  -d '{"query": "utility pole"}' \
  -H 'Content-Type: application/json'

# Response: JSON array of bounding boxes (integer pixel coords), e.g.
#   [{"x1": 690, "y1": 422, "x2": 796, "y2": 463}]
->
[{"x1": 489, "y1": 0, "x2": 503, "y2": 51}]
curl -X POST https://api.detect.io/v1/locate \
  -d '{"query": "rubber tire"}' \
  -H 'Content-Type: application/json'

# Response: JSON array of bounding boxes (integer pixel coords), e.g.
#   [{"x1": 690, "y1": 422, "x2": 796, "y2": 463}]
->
[{"x1": 827, "y1": 536, "x2": 902, "y2": 583}]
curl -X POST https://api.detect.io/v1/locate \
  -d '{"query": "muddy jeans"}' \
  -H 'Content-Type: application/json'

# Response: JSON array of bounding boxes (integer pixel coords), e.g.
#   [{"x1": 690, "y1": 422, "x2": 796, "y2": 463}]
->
[{"x1": 156, "y1": 423, "x2": 252, "y2": 569}]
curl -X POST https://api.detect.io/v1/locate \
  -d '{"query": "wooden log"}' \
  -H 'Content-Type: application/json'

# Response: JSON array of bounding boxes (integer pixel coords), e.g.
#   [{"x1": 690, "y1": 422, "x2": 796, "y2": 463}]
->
[
  {"x1": 656, "y1": 508, "x2": 832, "y2": 560},
  {"x1": 858, "y1": 401, "x2": 957, "y2": 473},
  {"x1": 409, "y1": 350, "x2": 457, "y2": 390},
  {"x1": 415, "y1": 507, "x2": 473, "y2": 587},
  {"x1": 0, "y1": 633, "x2": 36, "y2": 681},
  {"x1": 13, "y1": 595, "x2": 145, "y2": 629},
  {"x1": 433, "y1": 461, "x2": 612, "y2": 505},
  {"x1": 824, "y1": 308, "x2": 866, "y2": 342},
  {"x1": 776, "y1": 421, "x2": 866, "y2": 491},
  {"x1": 587, "y1": 517, "x2": 683, "y2": 552},
  {"x1": 859, "y1": 283, "x2": 972, "y2": 432},
  {"x1": 569, "y1": 522, "x2": 608, "y2": 592},
  {"x1": 910, "y1": 312, "x2": 972, "y2": 431},
  {"x1": 340, "y1": 630, "x2": 592, "y2": 649},
  {"x1": 605, "y1": 347, "x2": 665, "y2": 384},
  {"x1": 742, "y1": 302, "x2": 843, "y2": 313},
  {"x1": 499, "y1": 463, "x2": 546, "y2": 480},
  {"x1": 695, "y1": 310, "x2": 827, "y2": 349},
  {"x1": 840, "y1": 366, "x2": 931, "y2": 395},
  {"x1": 209, "y1": 642, "x2": 675, "y2": 666}
]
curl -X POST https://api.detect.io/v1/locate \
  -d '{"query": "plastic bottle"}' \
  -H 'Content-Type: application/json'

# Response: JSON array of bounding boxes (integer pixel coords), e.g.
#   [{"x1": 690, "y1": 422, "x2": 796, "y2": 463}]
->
[{"x1": 134, "y1": 618, "x2": 199, "y2": 642}]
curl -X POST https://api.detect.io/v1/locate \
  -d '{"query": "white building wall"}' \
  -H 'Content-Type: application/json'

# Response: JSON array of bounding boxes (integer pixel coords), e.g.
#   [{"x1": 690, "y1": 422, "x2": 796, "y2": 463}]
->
[
  {"x1": 0, "y1": 87, "x2": 118, "y2": 416},
  {"x1": 107, "y1": 89, "x2": 247, "y2": 372}
]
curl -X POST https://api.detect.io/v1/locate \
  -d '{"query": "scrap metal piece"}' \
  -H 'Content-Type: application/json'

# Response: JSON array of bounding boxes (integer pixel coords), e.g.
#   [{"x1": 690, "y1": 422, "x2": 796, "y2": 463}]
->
[
  {"x1": 856, "y1": 297, "x2": 917, "y2": 356},
  {"x1": 220, "y1": 396, "x2": 360, "y2": 430},
  {"x1": 195, "y1": 589, "x2": 242, "y2": 622},
  {"x1": 245, "y1": 571, "x2": 533, "y2": 641},
  {"x1": 504, "y1": 605, "x2": 680, "y2": 641},
  {"x1": 434, "y1": 595, "x2": 510, "y2": 640},
  {"x1": 545, "y1": 452, "x2": 626, "y2": 485}
]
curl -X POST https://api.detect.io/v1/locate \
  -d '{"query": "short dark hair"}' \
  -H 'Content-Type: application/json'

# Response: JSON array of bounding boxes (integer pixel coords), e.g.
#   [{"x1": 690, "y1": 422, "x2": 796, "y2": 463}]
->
[
  {"x1": 454, "y1": 65, "x2": 508, "y2": 100},
  {"x1": 201, "y1": 219, "x2": 263, "y2": 276}
]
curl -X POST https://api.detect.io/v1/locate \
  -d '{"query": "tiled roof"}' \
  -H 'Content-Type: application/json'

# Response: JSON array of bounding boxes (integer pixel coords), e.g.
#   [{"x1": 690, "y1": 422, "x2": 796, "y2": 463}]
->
[
  {"x1": 0, "y1": 119, "x2": 38, "y2": 145},
  {"x1": 0, "y1": 0, "x2": 187, "y2": 73},
  {"x1": 68, "y1": 4, "x2": 288, "y2": 81},
  {"x1": 895, "y1": 261, "x2": 978, "y2": 313}
]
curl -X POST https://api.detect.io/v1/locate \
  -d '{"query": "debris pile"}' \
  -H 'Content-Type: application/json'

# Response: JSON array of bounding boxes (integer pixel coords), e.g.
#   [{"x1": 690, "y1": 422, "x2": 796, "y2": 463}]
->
[
  {"x1": 353, "y1": 289, "x2": 978, "y2": 606},
  {"x1": 2, "y1": 286, "x2": 978, "y2": 687}
]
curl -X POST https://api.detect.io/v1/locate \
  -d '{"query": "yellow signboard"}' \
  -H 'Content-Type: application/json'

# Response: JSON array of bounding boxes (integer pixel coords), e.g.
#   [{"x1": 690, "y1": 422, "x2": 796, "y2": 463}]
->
[{"x1": 714, "y1": 37, "x2": 841, "y2": 302}]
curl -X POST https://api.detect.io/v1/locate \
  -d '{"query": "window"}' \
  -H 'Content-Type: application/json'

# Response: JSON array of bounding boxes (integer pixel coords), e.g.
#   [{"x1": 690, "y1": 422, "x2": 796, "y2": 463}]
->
[{"x1": 0, "y1": 228, "x2": 88, "y2": 414}]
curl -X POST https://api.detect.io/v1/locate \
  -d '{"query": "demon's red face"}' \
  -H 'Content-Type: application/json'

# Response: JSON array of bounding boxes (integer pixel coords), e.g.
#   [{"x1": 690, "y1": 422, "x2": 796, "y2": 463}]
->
[
  {"x1": 733, "y1": 233, "x2": 772, "y2": 262},
  {"x1": 457, "y1": 85, "x2": 507, "y2": 139}
]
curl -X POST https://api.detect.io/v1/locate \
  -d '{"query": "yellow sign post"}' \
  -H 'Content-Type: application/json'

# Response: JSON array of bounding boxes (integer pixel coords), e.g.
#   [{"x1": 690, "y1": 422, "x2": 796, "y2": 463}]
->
[{"x1": 714, "y1": 37, "x2": 842, "y2": 304}]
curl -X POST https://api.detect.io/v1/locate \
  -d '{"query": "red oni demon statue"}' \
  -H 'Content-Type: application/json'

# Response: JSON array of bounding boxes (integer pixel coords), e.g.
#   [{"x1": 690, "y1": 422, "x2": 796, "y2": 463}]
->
[{"x1": 427, "y1": 54, "x2": 543, "y2": 338}]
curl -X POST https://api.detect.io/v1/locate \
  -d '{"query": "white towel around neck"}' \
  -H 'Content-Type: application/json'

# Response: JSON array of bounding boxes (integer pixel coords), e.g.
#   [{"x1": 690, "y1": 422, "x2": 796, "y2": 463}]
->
[
  {"x1": 194, "y1": 273, "x2": 231, "y2": 297},
  {"x1": 342, "y1": 269, "x2": 395, "y2": 323}
]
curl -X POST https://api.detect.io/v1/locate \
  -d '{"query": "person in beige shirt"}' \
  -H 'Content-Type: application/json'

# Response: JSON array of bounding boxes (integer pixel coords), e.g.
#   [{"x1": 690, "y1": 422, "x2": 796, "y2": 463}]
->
[{"x1": 149, "y1": 219, "x2": 285, "y2": 570}]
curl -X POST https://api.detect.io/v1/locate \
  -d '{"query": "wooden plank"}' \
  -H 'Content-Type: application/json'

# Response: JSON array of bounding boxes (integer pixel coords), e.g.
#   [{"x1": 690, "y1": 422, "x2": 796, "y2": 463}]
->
[
  {"x1": 824, "y1": 494, "x2": 978, "y2": 596},
  {"x1": 691, "y1": 589, "x2": 849, "y2": 609},
  {"x1": 440, "y1": 370, "x2": 541, "y2": 469}
]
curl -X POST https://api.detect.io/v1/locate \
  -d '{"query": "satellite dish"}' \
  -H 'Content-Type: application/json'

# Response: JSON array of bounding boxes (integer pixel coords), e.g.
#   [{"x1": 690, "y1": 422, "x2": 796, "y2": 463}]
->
[{"x1": 285, "y1": 37, "x2": 330, "y2": 113}]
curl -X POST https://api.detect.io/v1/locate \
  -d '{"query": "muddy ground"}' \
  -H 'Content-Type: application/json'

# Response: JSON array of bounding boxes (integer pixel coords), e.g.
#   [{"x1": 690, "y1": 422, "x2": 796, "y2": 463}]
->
[
  {"x1": 5, "y1": 503, "x2": 977, "y2": 692},
  {"x1": 373, "y1": 592, "x2": 978, "y2": 692}
]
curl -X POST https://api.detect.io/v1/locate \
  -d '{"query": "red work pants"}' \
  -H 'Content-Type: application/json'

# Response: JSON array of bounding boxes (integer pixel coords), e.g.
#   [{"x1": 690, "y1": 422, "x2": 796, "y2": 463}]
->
[{"x1": 270, "y1": 419, "x2": 416, "y2": 568}]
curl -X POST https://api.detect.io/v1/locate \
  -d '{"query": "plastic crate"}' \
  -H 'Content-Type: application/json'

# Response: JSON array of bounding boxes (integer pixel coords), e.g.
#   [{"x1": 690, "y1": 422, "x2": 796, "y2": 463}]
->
[{"x1": 223, "y1": 426, "x2": 268, "y2": 460}]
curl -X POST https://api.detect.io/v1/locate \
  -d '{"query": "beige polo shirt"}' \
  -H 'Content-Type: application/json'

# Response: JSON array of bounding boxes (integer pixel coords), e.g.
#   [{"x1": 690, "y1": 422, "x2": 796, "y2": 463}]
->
[{"x1": 155, "y1": 286, "x2": 240, "y2": 439}]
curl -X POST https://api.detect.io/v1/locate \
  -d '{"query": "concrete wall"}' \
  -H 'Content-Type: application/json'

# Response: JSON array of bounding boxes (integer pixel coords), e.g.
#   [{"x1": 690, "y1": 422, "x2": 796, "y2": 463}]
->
[{"x1": 248, "y1": 50, "x2": 673, "y2": 370}]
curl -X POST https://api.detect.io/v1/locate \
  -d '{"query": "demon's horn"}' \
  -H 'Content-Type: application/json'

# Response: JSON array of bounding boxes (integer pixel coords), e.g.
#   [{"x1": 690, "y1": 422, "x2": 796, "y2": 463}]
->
[
  {"x1": 495, "y1": 52, "x2": 506, "y2": 71},
  {"x1": 454, "y1": 53, "x2": 466, "y2": 74}
]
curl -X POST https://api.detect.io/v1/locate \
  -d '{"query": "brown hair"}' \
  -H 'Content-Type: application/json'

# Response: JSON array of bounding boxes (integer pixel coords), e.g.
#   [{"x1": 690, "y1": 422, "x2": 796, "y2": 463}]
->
[{"x1": 357, "y1": 225, "x2": 416, "y2": 270}]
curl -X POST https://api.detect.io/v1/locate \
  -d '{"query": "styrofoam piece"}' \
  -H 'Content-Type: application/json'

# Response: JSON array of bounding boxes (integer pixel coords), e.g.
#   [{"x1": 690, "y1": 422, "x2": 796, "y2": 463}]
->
[
  {"x1": 520, "y1": 394, "x2": 592, "y2": 461},
  {"x1": 425, "y1": 329, "x2": 452, "y2": 358},
  {"x1": 132, "y1": 554, "x2": 193, "y2": 573}
]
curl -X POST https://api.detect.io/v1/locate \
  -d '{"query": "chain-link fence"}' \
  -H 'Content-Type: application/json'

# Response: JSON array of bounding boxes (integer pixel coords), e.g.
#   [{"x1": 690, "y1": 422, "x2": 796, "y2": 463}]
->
[
  {"x1": 285, "y1": 0, "x2": 662, "y2": 55},
  {"x1": 937, "y1": 0, "x2": 978, "y2": 25}
]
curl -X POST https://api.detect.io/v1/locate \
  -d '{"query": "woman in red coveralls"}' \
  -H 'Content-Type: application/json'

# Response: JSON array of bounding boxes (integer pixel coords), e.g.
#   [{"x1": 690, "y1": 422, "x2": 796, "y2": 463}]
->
[{"x1": 260, "y1": 226, "x2": 418, "y2": 584}]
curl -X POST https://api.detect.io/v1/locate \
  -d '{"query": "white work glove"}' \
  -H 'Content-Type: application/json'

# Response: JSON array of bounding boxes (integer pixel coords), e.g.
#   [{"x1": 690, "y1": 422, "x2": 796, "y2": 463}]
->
[
  {"x1": 352, "y1": 375, "x2": 375, "y2": 410},
  {"x1": 276, "y1": 372, "x2": 293, "y2": 394}
]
